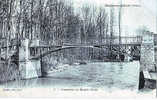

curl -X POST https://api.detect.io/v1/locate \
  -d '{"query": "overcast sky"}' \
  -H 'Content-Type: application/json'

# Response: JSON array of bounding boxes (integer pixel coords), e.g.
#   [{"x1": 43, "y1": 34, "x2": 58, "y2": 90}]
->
[{"x1": 70, "y1": 0, "x2": 157, "y2": 35}]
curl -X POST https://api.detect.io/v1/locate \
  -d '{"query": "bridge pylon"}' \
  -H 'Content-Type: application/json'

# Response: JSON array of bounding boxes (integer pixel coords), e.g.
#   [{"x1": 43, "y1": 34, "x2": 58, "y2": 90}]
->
[
  {"x1": 139, "y1": 32, "x2": 157, "y2": 90},
  {"x1": 18, "y1": 39, "x2": 41, "y2": 79},
  {"x1": 140, "y1": 32, "x2": 156, "y2": 72}
]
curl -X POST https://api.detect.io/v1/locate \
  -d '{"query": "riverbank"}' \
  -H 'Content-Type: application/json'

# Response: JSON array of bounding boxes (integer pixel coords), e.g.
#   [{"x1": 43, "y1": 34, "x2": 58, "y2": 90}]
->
[{"x1": 0, "y1": 62, "x2": 19, "y2": 83}]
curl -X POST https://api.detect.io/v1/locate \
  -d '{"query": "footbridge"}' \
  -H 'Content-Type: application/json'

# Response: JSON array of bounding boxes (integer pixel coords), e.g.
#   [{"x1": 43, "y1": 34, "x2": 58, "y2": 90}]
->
[{"x1": 0, "y1": 32, "x2": 157, "y2": 85}]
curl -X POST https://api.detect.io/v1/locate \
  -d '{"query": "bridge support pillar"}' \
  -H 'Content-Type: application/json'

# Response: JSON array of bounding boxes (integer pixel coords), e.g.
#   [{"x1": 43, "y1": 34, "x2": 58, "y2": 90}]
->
[
  {"x1": 140, "y1": 32, "x2": 156, "y2": 89},
  {"x1": 19, "y1": 39, "x2": 41, "y2": 79},
  {"x1": 140, "y1": 32, "x2": 155, "y2": 72}
]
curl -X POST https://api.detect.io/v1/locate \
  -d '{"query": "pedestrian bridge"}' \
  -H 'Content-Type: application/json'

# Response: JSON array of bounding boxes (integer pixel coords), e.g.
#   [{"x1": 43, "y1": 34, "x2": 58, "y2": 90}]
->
[{"x1": 0, "y1": 33, "x2": 156, "y2": 87}]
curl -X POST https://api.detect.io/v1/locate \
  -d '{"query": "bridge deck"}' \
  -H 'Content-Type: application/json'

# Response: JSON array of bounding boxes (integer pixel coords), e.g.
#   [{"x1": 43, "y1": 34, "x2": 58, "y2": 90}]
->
[{"x1": 29, "y1": 43, "x2": 141, "y2": 48}]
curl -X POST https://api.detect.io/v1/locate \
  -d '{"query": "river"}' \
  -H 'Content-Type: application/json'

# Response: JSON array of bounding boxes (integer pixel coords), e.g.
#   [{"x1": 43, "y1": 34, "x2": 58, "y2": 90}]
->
[{"x1": 0, "y1": 61, "x2": 140, "y2": 91}]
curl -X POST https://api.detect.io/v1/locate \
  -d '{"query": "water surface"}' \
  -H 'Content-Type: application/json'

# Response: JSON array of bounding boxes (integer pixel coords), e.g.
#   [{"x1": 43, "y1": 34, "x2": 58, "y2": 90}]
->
[{"x1": 0, "y1": 61, "x2": 140, "y2": 91}]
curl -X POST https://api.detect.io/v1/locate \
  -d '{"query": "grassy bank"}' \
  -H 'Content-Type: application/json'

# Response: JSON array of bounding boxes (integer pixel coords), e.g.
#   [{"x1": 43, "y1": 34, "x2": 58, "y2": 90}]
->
[{"x1": 0, "y1": 62, "x2": 19, "y2": 83}]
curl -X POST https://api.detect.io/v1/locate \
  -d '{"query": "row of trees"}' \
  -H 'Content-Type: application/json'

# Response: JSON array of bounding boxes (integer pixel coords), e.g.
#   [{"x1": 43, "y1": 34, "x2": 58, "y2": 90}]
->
[
  {"x1": 0, "y1": 0, "x2": 119, "y2": 64},
  {"x1": 0, "y1": 0, "x2": 117, "y2": 45}
]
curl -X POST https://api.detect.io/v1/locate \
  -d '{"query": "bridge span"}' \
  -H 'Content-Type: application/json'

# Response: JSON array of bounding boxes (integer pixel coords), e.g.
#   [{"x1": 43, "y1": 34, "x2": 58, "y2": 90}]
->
[{"x1": 0, "y1": 33, "x2": 156, "y2": 91}]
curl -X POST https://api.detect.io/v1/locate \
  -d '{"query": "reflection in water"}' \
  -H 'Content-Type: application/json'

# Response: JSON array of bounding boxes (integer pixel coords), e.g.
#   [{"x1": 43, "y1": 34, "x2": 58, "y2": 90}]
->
[{"x1": 0, "y1": 62, "x2": 140, "y2": 91}]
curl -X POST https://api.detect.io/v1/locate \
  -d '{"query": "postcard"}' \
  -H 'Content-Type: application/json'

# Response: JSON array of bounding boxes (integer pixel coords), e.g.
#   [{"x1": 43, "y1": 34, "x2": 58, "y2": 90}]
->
[{"x1": 0, "y1": 0, "x2": 156, "y2": 98}]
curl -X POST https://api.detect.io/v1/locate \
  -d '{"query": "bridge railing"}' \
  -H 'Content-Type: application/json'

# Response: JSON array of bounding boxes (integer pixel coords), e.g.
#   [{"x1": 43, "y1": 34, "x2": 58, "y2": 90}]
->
[
  {"x1": 62, "y1": 36, "x2": 142, "y2": 46},
  {"x1": 118, "y1": 36, "x2": 142, "y2": 44}
]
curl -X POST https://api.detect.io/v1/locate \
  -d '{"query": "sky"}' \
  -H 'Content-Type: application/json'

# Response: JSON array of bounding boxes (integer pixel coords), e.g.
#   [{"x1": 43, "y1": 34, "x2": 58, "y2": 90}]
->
[{"x1": 70, "y1": 0, "x2": 157, "y2": 35}]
